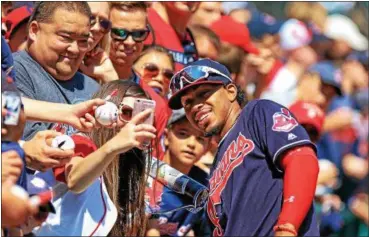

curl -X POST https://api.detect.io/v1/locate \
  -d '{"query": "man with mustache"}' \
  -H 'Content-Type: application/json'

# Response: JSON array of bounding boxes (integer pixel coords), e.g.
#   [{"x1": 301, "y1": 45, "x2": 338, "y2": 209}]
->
[{"x1": 168, "y1": 59, "x2": 320, "y2": 236}]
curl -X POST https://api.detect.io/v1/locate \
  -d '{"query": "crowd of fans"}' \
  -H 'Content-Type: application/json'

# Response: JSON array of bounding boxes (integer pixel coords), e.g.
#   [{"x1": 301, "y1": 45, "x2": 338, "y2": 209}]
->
[{"x1": 1, "y1": 1, "x2": 368, "y2": 236}]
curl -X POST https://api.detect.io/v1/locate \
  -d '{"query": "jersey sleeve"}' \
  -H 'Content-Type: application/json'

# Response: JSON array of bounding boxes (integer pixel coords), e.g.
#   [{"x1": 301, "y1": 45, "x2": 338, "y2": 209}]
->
[
  {"x1": 53, "y1": 134, "x2": 97, "y2": 183},
  {"x1": 248, "y1": 100, "x2": 316, "y2": 172}
]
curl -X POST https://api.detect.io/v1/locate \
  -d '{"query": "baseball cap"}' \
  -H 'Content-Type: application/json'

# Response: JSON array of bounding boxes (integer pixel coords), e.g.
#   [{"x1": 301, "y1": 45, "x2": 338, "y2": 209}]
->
[
  {"x1": 168, "y1": 59, "x2": 232, "y2": 110},
  {"x1": 210, "y1": 15, "x2": 259, "y2": 54},
  {"x1": 3, "y1": 6, "x2": 33, "y2": 39},
  {"x1": 324, "y1": 14, "x2": 368, "y2": 51},
  {"x1": 279, "y1": 19, "x2": 312, "y2": 51},
  {"x1": 167, "y1": 108, "x2": 187, "y2": 126},
  {"x1": 247, "y1": 11, "x2": 285, "y2": 39},
  {"x1": 289, "y1": 101, "x2": 325, "y2": 134},
  {"x1": 309, "y1": 61, "x2": 342, "y2": 96}
]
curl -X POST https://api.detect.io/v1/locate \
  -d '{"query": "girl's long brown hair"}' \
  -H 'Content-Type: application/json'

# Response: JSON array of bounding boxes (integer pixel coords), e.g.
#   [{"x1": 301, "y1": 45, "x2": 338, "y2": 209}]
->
[{"x1": 89, "y1": 80, "x2": 151, "y2": 236}]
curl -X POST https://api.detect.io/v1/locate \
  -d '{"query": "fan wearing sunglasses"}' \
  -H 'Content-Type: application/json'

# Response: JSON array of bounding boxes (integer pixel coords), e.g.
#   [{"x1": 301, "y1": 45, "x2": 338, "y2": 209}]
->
[
  {"x1": 133, "y1": 46, "x2": 175, "y2": 98},
  {"x1": 33, "y1": 80, "x2": 157, "y2": 236},
  {"x1": 108, "y1": 2, "x2": 171, "y2": 160}
]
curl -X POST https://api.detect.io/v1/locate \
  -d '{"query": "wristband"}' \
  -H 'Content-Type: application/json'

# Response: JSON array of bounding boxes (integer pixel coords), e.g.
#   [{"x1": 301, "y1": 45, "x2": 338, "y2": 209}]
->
[{"x1": 273, "y1": 224, "x2": 298, "y2": 236}]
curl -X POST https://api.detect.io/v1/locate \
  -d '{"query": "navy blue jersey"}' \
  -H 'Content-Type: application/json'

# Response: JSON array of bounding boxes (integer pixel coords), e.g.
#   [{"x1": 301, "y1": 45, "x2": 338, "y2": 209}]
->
[
  {"x1": 207, "y1": 99, "x2": 319, "y2": 236},
  {"x1": 157, "y1": 166, "x2": 210, "y2": 236}
]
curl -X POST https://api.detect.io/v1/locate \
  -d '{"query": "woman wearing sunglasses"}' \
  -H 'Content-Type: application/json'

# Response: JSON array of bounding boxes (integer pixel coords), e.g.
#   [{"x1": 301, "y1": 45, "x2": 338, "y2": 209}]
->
[
  {"x1": 31, "y1": 80, "x2": 157, "y2": 236},
  {"x1": 133, "y1": 46, "x2": 175, "y2": 98}
]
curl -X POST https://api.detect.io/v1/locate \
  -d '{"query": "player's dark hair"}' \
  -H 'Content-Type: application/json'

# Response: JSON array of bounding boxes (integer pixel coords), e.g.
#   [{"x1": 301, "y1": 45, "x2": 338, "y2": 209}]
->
[
  {"x1": 89, "y1": 80, "x2": 154, "y2": 236},
  {"x1": 28, "y1": 2, "x2": 91, "y2": 26}
]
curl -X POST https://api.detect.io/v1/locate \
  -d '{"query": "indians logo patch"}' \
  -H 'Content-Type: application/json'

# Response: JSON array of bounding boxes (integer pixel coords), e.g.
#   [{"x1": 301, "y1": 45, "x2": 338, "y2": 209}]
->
[{"x1": 272, "y1": 108, "x2": 298, "y2": 132}]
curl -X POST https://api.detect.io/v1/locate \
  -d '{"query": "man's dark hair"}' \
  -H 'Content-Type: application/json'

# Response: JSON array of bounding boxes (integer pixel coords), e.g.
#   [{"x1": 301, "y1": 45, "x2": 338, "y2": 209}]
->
[
  {"x1": 189, "y1": 24, "x2": 221, "y2": 52},
  {"x1": 109, "y1": 2, "x2": 148, "y2": 12},
  {"x1": 28, "y1": 2, "x2": 91, "y2": 25}
]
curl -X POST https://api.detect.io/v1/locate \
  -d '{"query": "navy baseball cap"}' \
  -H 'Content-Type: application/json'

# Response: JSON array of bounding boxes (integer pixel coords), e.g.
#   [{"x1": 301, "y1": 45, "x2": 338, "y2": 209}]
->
[
  {"x1": 168, "y1": 59, "x2": 232, "y2": 110},
  {"x1": 247, "y1": 11, "x2": 285, "y2": 39},
  {"x1": 309, "y1": 61, "x2": 343, "y2": 96}
]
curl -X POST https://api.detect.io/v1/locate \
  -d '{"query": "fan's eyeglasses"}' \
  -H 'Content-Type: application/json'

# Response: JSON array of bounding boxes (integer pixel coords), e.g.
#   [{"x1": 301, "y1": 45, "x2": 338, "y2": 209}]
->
[
  {"x1": 90, "y1": 15, "x2": 111, "y2": 33},
  {"x1": 142, "y1": 63, "x2": 174, "y2": 82},
  {"x1": 111, "y1": 27, "x2": 150, "y2": 43},
  {"x1": 169, "y1": 65, "x2": 232, "y2": 96}
]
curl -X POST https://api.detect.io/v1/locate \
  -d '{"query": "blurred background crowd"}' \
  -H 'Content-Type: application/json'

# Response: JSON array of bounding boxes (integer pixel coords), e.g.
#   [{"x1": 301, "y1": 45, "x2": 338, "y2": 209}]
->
[{"x1": 1, "y1": 1, "x2": 368, "y2": 236}]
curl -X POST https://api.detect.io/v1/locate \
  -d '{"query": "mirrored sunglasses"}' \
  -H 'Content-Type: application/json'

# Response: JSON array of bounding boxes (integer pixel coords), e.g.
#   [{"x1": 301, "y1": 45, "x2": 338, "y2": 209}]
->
[{"x1": 111, "y1": 27, "x2": 149, "y2": 42}]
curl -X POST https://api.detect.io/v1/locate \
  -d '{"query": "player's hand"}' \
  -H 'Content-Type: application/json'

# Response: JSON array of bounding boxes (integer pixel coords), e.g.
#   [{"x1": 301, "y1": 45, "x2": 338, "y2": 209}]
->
[
  {"x1": 80, "y1": 47, "x2": 119, "y2": 83},
  {"x1": 23, "y1": 130, "x2": 74, "y2": 172},
  {"x1": 66, "y1": 98, "x2": 106, "y2": 132},
  {"x1": 2, "y1": 150, "x2": 23, "y2": 184},
  {"x1": 274, "y1": 230, "x2": 296, "y2": 236},
  {"x1": 106, "y1": 109, "x2": 156, "y2": 154}
]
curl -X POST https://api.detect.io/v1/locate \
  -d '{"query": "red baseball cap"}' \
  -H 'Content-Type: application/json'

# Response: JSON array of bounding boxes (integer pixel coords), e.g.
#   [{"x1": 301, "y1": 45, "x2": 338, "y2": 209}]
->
[
  {"x1": 3, "y1": 6, "x2": 33, "y2": 39},
  {"x1": 210, "y1": 15, "x2": 259, "y2": 55},
  {"x1": 289, "y1": 101, "x2": 325, "y2": 134}
]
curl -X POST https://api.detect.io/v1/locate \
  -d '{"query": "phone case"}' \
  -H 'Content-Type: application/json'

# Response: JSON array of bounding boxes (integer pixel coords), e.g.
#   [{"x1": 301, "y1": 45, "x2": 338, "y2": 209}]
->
[
  {"x1": 2, "y1": 91, "x2": 21, "y2": 126},
  {"x1": 132, "y1": 98, "x2": 156, "y2": 125}
]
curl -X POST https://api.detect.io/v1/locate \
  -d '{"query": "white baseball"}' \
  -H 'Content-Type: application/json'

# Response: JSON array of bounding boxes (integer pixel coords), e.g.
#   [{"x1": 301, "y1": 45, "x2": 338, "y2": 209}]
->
[
  {"x1": 10, "y1": 185, "x2": 29, "y2": 200},
  {"x1": 94, "y1": 101, "x2": 118, "y2": 126},
  {"x1": 51, "y1": 135, "x2": 75, "y2": 150}
]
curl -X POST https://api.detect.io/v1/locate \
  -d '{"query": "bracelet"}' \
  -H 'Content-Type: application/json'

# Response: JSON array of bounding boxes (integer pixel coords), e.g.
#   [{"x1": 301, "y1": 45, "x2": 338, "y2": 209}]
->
[{"x1": 273, "y1": 224, "x2": 298, "y2": 236}]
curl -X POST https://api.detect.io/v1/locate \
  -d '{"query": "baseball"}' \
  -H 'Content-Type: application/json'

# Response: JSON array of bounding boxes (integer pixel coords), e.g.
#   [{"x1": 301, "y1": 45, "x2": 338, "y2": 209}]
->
[
  {"x1": 10, "y1": 185, "x2": 29, "y2": 200},
  {"x1": 94, "y1": 101, "x2": 118, "y2": 126},
  {"x1": 51, "y1": 135, "x2": 76, "y2": 150}
]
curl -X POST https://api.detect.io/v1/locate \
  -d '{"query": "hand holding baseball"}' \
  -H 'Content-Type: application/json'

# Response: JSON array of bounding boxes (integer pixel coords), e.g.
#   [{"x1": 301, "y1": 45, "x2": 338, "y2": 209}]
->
[{"x1": 23, "y1": 130, "x2": 74, "y2": 172}]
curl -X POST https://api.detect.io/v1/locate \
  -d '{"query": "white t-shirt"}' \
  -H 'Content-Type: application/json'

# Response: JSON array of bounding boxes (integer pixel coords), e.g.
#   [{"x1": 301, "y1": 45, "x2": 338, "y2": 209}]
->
[
  {"x1": 260, "y1": 66, "x2": 298, "y2": 107},
  {"x1": 28, "y1": 170, "x2": 117, "y2": 236}
]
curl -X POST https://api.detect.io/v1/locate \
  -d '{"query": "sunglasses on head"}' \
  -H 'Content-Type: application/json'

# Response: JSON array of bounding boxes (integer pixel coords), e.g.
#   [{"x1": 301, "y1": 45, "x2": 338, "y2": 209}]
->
[
  {"x1": 143, "y1": 63, "x2": 174, "y2": 81},
  {"x1": 169, "y1": 65, "x2": 232, "y2": 96},
  {"x1": 111, "y1": 27, "x2": 149, "y2": 42},
  {"x1": 90, "y1": 15, "x2": 111, "y2": 32}
]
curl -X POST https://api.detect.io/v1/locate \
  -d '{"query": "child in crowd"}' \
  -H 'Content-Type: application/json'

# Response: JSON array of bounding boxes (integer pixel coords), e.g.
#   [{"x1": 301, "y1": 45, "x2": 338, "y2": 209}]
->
[{"x1": 146, "y1": 108, "x2": 211, "y2": 236}]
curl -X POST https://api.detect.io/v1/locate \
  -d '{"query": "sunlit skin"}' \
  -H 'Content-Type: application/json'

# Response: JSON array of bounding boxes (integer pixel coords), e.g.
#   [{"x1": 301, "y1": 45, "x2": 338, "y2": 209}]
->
[
  {"x1": 133, "y1": 52, "x2": 174, "y2": 97},
  {"x1": 87, "y1": 2, "x2": 110, "y2": 51},
  {"x1": 109, "y1": 8, "x2": 147, "y2": 68},
  {"x1": 164, "y1": 118, "x2": 210, "y2": 174},
  {"x1": 180, "y1": 84, "x2": 241, "y2": 139},
  {"x1": 28, "y1": 8, "x2": 90, "y2": 80}
]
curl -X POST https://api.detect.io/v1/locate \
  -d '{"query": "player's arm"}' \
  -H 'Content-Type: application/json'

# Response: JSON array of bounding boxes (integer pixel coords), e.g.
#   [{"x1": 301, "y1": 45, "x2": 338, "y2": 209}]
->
[{"x1": 274, "y1": 145, "x2": 319, "y2": 236}]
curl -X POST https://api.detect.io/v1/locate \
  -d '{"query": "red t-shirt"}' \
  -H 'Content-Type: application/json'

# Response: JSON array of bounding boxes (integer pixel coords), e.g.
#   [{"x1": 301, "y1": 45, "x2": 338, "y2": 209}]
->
[
  {"x1": 145, "y1": 8, "x2": 198, "y2": 72},
  {"x1": 53, "y1": 134, "x2": 97, "y2": 183}
]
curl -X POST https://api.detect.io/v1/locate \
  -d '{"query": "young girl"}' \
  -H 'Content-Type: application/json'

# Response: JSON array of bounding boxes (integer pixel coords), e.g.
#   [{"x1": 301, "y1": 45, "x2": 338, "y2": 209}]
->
[
  {"x1": 29, "y1": 80, "x2": 156, "y2": 236},
  {"x1": 133, "y1": 46, "x2": 175, "y2": 98}
]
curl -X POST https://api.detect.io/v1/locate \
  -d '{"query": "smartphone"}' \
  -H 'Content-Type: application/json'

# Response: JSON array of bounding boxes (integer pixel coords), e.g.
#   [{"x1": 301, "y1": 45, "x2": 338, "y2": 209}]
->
[
  {"x1": 2, "y1": 91, "x2": 21, "y2": 126},
  {"x1": 132, "y1": 98, "x2": 156, "y2": 125}
]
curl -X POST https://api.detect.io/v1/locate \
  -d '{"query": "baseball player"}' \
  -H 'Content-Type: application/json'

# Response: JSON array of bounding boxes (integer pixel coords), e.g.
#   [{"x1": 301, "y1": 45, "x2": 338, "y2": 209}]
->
[{"x1": 168, "y1": 59, "x2": 320, "y2": 236}]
